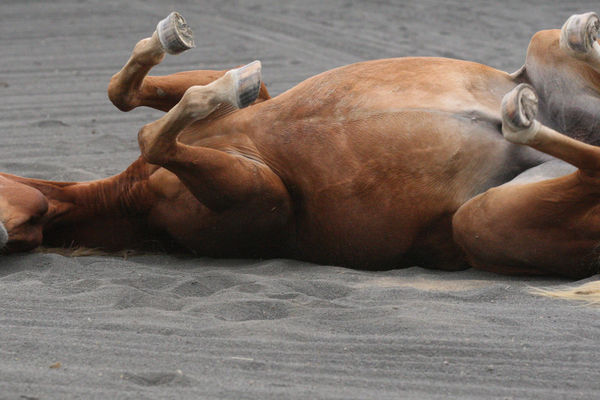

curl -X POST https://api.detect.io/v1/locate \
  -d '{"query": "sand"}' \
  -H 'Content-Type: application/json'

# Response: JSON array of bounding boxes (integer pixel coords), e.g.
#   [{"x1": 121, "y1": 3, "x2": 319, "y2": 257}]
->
[
  {"x1": 1, "y1": 0, "x2": 600, "y2": 398},
  {"x1": 0, "y1": 221, "x2": 7, "y2": 249}
]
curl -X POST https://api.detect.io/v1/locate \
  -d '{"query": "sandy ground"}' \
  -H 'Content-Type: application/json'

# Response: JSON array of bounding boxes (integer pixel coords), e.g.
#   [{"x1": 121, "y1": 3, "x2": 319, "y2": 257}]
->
[{"x1": 1, "y1": 0, "x2": 600, "y2": 398}]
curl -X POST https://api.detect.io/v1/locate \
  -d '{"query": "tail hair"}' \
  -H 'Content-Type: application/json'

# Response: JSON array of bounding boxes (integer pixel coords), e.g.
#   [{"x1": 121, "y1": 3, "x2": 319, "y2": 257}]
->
[{"x1": 531, "y1": 280, "x2": 600, "y2": 305}]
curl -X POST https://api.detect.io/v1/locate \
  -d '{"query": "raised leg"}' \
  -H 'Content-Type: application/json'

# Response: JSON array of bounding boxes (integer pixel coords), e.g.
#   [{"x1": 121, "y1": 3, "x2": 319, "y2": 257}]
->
[
  {"x1": 453, "y1": 85, "x2": 600, "y2": 278},
  {"x1": 107, "y1": 12, "x2": 270, "y2": 112},
  {"x1": 560, "y1": 12, "x2": 600, "y2": 71},
  {"x1": 501, "y1": 84, "x2": 600, "y2": 173},
  {"x1": 137, "y1": 61, "x2": 290, "y2": 216}
]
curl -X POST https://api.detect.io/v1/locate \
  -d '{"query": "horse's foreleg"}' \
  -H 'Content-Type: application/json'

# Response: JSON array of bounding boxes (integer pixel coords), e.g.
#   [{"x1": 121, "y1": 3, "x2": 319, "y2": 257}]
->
[
  {"x1": 107, "y1": 12, "x2": 192, "y2": 112},
  {"x1": 107, "y1": 12, "x2": 269, "y2": 113},
  {"x1": 453, "y1": 85, "x2": 600, "y2": 278},
  {"x1": 137, "y1": 62, "x2": 288, "y2": 214}
]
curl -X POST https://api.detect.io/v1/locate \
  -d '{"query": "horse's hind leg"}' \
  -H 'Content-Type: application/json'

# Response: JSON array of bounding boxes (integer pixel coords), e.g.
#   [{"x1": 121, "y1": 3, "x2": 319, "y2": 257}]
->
[
  {"x1": 107, "y1": 12, "x2": 270, "y2": 113},
  {"x1": 560, "y1": 12, "x2": 600, "y2": 71},
  {"x1": 453, "y1": 84, "x2": 600, "y2": 278}
]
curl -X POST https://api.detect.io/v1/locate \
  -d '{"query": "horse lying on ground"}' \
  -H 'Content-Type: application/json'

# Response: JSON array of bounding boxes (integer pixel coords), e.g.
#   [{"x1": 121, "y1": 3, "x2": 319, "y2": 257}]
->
[{"x1": 2, "y1": 12, "x2": 600, "y2": 280}]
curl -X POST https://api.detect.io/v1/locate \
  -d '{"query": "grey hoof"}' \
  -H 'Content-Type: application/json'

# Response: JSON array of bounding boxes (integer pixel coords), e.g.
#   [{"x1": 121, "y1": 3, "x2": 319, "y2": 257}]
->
[
  {"x1": 502, "y1": 84, "x2": 538, "y2": 130},
  {"x1": 501, "y1": 84, "x2": 540, "y2": 144},
  {"x1": 231, "y1": 60, "x2": 262, "y2": 109},
  {"x1": 156, "y1": 11, "x2": 195, "y2": 55},
  {"x1": 0, "y1": 220, "x2": 7, "y2": 250},
  {"x1": 561, "y1": 12, "x2": 600, "y2": 54}
]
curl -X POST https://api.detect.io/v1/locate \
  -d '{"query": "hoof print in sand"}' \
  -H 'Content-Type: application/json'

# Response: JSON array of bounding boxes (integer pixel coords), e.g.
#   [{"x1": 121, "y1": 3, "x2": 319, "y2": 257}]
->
[
  {"x1": 121, "y1": 371, "x2": 191, "y2": 387},
  {"x1": 208, "y1": 300, "x2": 290, "y2": 321},
  {"x1": 285, "y1": 280, "x2": 352, "y2": 300},
  {"x1": 172, "y1": 274, "x2": 238, "y2": 297},
  {"x1": 33, "y1": 119, "x2": 69, "y2": 128},
  {"x1": 113, "y1": 287, "x2": 183, "y2": 311}
]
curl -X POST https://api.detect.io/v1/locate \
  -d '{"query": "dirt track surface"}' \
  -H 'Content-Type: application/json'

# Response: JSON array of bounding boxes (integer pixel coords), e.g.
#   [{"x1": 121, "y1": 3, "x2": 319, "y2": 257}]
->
[{"x1": 1, "y1": 1, "x2": 600, "y2": 399}]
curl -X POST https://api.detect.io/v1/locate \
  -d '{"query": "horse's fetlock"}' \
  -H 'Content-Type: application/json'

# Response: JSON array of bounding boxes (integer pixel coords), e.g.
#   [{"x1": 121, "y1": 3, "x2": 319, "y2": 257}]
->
[
  {"x1": 131, "y1": 35, "x2": 166, "y2": 66},
  {"x1": 181, "y1": 86, "x2": 219, "y2": 117}
]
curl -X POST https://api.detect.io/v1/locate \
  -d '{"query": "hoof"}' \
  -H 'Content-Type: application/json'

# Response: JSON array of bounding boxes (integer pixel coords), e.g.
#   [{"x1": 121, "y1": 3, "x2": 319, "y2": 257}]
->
[
  {"x1": 156, "y1": 11, "x2": 195, "y2": 55},
  {"x1": 229, "y1": 60, "x2": 262, "y2": 109},
  {"x1": 560, "y1": 12, "x2": 600, "y2": 55},
  {"x1": 501, "y1": 84, "x2": 540, "y2": 144},
  {"x1": 0, "y1": 220, "x2": 7, "y2": 250}
]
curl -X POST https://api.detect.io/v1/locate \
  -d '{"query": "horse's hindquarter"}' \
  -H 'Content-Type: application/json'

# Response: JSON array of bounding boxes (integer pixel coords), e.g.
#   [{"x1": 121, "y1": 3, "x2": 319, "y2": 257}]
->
[{"x1": 250, "y1": 58, "x2": 539, "y2": 267}]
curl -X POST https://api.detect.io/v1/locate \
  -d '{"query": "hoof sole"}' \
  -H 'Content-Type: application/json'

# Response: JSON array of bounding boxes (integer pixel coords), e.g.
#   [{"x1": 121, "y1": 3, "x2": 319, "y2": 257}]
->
[
  {"x1": 156, "y1": 11, "x2": 195, "y2": 55},
  {"x1": 561, "y1": 12, "x2": 600, "y2": 54},
  {"x1": 502, "y1": 83, "x2": 538, "y2": 130},
  {"x1": 230, "y1": 60, "x2": 262, "y2": 109},
  {"x1": 501, "y1": 84, "x2": 540, "y2": 144}
]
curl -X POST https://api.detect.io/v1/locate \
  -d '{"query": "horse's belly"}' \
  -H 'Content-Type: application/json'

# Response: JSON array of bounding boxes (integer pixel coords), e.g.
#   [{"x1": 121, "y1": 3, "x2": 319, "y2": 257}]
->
[
  {"x1": 279, "y1": 113, "x2": 541, "y2": 268},
  {"x1": 292, "y1": 199, "x2": 466, "y2": 269}
]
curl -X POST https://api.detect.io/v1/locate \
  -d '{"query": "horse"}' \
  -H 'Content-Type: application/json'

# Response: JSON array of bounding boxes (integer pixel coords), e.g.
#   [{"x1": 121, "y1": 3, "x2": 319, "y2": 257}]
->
[{"x1": 2, "y1": 11, "x2": 600, "y2": 280}]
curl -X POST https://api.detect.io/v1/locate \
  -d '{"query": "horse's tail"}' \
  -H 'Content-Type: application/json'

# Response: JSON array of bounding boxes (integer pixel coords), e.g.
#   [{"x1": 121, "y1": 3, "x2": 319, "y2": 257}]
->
[{"x1": 531, "y1": 280, "x2": 600, "y2": 305}]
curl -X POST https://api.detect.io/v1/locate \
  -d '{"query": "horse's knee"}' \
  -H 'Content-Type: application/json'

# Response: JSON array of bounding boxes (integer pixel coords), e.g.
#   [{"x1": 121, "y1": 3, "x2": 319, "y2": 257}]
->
[
  {"x1": 107, "y1": 75, "x2": 138, "y2": 112},
  {"x1": 136, "y1": 84, "x2": 225, "y2": 167},
  {"x1": 107, "y1": 35, "x2": 167, "y2": 113},
  {"x1": 137, "y1": 124, "x2": 173, "y2": 166},
  {"x1": 137, "y1": 124, "x2": 153, "y2": 163}
]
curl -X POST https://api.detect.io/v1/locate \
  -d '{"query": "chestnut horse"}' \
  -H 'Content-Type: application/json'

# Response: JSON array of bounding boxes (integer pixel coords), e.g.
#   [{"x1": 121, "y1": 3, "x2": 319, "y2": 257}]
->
[{"x1": 2, "y1": 12, "x2": 600, "y2": 279}]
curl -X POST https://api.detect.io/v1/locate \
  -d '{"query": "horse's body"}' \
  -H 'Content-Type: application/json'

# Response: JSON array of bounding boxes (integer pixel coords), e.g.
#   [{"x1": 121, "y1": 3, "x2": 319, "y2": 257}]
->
[
  {"x1": 226, "y1": 57, "x2": 542, "y2": 269},
  {"x1": 3, "y1": 12, "x2": 600, "y2": 278}
]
